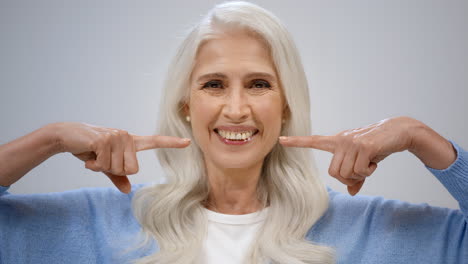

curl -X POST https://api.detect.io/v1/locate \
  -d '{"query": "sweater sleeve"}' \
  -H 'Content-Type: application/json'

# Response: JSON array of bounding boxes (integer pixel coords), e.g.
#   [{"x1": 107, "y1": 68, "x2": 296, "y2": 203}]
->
[
  {"x1": 0, "y1": 183, "x2": 153, "y2": 263},
  {"x1": 0, "y1": 185, "x2": 10, "y2": 196},
  {"x1": 308, "y1": 140, "x2": 468, "y2": 263},
  {"x1": 425, "y1": 139, "x2": 468, "y2": 221}
]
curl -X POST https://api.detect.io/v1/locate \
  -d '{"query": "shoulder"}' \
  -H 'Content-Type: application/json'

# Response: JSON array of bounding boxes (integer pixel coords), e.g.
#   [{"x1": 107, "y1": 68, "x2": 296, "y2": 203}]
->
[
  {"x1": 0, "y1": 183, "x2": 152, "y2": 218},
  {"x1": 309, "y1": 186, "x2": 465, "y2": 238}
]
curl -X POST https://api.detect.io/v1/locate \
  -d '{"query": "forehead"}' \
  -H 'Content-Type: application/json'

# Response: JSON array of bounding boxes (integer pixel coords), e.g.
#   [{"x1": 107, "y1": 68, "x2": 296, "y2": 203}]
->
[{"x1": 191, "y1": 31, "x2": 277, "y2": 79}]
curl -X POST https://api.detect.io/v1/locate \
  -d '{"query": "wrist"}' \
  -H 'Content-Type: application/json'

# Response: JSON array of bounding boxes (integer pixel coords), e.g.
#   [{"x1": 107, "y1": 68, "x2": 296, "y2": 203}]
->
[
  {"x1": 408, "y1": 121, "x2": 457, "y2": 170},
  {"x1": 40, "y1": 123, "x2": 66, "y2": 154}
]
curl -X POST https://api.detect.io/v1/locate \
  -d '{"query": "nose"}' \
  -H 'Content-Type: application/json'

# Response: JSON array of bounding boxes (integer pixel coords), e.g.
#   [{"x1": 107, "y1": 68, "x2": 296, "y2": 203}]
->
[{"x1": 222, "y1": 85, "x2": 250, "y2": 122}]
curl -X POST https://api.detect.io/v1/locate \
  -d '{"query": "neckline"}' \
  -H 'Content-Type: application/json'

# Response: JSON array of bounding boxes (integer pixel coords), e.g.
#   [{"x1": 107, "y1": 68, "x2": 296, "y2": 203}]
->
[{"x1": 203, "y1": 206, "x2": 269, "y2": 225}]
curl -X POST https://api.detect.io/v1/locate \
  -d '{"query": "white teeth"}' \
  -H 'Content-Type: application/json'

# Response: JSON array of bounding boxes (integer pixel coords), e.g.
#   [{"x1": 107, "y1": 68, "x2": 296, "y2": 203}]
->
[{"x1": 216, "y1": 130, "x2": 255, "y2": 140}]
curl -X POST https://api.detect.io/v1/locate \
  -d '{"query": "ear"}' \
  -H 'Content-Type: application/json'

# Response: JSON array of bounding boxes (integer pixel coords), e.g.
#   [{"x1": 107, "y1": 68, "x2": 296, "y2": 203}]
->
[
  {"x1": 178, "y1": 101, "x2": 190, "y2": 118},
  {"x1": 282, "y1": 104, "x2": 291, "y2": 121},
  {"x1": 182, "y1": 101, "x2": 190, "y2": 115}
]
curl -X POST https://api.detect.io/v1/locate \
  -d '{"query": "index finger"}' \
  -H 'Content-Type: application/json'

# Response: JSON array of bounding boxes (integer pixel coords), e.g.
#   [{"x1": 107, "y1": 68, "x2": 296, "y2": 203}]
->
[
  {"x1": 132, "y1": 135, "x2": 191, "y2": 151},
  {"x1": 279, "y1": 135, "x2": 336, "y2": 153}
]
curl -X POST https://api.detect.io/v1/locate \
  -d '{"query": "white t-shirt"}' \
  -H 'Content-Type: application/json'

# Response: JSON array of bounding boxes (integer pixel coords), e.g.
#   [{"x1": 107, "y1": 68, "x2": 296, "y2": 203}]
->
[{"x1": 197, "y1": 207, "x2": 269, "y2": 263}]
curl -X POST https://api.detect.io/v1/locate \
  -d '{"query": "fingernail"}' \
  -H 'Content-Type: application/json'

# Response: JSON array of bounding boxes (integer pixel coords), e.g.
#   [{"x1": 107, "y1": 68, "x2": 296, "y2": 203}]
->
[
  {"x1": 182, "y1": 138, "x2": 191, "y2": 142},
  {"x1": 279, "y1": 136, "x2": 288, "y2": 141}
]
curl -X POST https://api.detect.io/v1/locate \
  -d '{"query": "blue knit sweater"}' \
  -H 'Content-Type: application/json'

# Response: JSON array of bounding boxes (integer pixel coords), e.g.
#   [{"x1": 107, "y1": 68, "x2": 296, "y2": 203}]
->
[{"x1": 1, "y1": 140, "x2": 467, "y2": 263}]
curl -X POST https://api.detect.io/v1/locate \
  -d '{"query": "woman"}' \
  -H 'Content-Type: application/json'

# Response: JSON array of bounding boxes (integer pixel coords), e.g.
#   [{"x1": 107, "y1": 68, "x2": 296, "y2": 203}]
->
[{"x1": 0, "y1": 1, "x2": 466, "y2": 264}]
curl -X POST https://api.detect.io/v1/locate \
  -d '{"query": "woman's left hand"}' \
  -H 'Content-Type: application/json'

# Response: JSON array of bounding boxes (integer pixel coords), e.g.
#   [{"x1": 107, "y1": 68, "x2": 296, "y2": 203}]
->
[{"x1": 278, "y1": 116, "x2": 453, "y2": 196}]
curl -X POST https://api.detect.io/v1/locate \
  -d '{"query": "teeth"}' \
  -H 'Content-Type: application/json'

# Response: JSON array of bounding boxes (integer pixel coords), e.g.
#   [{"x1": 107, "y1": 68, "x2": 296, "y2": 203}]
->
[{"x1": 217, "y1": 130, "x2": 255, "y2": 140}]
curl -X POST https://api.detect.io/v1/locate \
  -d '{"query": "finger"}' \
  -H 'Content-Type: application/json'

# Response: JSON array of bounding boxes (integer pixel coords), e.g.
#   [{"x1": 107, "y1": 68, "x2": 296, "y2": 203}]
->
[
  {"x1": 124, "y1": 133, "x2": 139, "y2": 175},
  {"x1": 347, "y1": 179, "x2": 366, "y2": 196},
  {"x1": 340, "y1": 147, "x2": 359, "y2": 179},
  {"x1": 94, "y1": 140, "x2": 111, "y2": 172},
  {"x1": 329, "y1": 151, "x2": 361, "y2": 186},
  {"x1": 354, "y1": 149, "x2": 375, "y2": 177},
  {"x1": 85, "y1": 160, "x2": 100, "y2": 172},
  {"x1": 334, "y1": 173, "x2": 361, "y2": 187},
  {"x1": 74, "y1": 151, "x2": 96, "y2": 162},
  {"x1": 328, "y1": 150, "x2": 345, "y2": 179},
  {"x1": 110, "y1": 133, "x2": 125, "y2": 176},
  {"x1": 103, "y1": 172, "x2": 131, "y2": 194},
  {"x1": 279, "y1": 135, "x2": 335, "y2": 153},
  {"x1": 133, "y1": 135, "x2": 191, "y2": 151}
]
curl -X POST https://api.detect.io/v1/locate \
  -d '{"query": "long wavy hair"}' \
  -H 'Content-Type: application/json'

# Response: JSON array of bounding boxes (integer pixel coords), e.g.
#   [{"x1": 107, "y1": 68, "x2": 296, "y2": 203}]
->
[{"x1": 128, "y1": 1, "x2": 335, "y2": 263}]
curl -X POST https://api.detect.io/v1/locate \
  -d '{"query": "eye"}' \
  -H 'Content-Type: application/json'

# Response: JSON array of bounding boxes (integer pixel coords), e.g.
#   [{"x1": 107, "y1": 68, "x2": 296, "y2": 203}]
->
[
  {"x1": 202, "y1": 80, "x2": 224, "y2": 89},
  {"x1": 250, "y1": 79, "x2": 271, "y2": 89}
]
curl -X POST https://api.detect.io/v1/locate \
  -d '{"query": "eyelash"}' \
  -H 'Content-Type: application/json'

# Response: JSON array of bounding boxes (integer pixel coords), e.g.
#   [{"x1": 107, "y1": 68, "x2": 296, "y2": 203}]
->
[{"x1": 202, "y1": 79, "x2": 272, "y2": 89}]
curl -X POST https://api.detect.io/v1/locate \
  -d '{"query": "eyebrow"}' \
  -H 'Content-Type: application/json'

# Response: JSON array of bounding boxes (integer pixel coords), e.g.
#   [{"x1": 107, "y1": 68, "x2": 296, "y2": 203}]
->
[{"x1": 196, "y1": 72, "x2": 277, "y2": 83}]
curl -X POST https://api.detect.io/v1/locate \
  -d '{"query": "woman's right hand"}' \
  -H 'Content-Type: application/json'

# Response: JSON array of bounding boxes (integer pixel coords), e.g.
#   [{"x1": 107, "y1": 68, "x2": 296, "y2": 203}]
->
[{"x1": 54, "y1": 122, "x2": 191, "y2": 194}]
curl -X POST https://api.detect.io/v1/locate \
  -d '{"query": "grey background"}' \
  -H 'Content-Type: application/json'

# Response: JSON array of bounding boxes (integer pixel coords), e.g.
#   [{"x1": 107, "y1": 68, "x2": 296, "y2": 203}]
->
[{"x1": 1, "y1": 0, "x2": 467, "y2": 209}]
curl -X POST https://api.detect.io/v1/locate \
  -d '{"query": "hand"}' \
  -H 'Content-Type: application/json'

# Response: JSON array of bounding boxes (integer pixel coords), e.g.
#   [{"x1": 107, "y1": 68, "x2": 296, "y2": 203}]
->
[
  {"x1": 54, "y1": 122, "x2": 191, "y2": 194},
  {"x1": 279, "y1": 116, "x2": 421, "y2": 196}
]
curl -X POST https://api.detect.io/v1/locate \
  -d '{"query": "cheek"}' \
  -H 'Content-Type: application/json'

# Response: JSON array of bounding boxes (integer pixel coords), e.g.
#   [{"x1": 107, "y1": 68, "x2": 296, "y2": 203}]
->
[
  {"x1": 257, "y1": 96, "x2": 283, "y2": 120},
  {"x1": 190, "y1": 95, "x2": 218, "y2": 137},
  {"x1": 255, "y1": 97, "x2": 284, "y2": 136},
  {"x1": 191, "y1": 93, "x2": 211, "y2": 117}
]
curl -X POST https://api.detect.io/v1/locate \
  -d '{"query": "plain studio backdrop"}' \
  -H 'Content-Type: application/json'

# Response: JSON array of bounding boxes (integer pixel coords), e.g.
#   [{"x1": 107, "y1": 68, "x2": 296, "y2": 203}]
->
[{"x1": 0, "y1": 0, "x2": 467, "y2": 209}]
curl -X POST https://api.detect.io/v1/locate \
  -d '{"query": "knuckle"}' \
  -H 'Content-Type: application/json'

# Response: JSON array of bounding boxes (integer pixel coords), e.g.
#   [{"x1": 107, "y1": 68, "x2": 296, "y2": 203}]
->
[
  {"x1": 101, "y1": 163, "x2": 111, "y2": 172},
  {"x1": 88, "y1": 137, "x2": 100, "y2": 149},
  {"x1": 85, "y1": 163, "x2": 99, "y2": 172},
  {"x1": 341, "y1": 172, "x2": 352, "y2": 179},
  {"x1": 126, "y1": 167, "x2": 139, "y2": 175},
  {"x1": 109, "y1": 129, "x2": 119, "y2": 137},
  {"x1": 352, "y1": 172, "x2": 364, "y2": 180},
  {"x1": 118, "y1": 130, "x2": 129, "y2": 137},
  {"x1": 102, "y1": 132, "x2": 113, "y2": 141},
  {"x1": 346, "y1": 178, "x2": 359, "y2": 186},
  {"x1": 351, "y1": 136, "x2": 361, "y2": 145},
  {"x1": 112, "y1": 170, "x2": 126, "y2": 176},
  {"x1": 340, "y1": 177, "x2": 354, "y2": 186},
  {"x1": 94, "y1": 133, "x2": 111, "y2": 147},
  {"x1": 355, "y1": 168, "x2": 369, "y2": 177},
  {"x1": 328, "y1": 167, "x2": 337, "y2": 177},
  {"x1": 131, "y1": 163, "x2": 140, "y2": 174},
  {"x1": 339, "y1": 168, "x2": 351, "y2": 179}
]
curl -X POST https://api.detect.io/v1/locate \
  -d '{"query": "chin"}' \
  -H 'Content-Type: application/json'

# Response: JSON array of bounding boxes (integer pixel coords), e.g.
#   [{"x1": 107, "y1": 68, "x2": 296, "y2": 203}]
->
[{"x1": 211, "y1": 152, "x2": 265, "y2": 169}]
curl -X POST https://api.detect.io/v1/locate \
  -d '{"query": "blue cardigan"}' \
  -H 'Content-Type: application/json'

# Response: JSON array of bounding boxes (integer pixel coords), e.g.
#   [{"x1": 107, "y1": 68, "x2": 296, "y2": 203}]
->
[{"x1": 1, "y1": 140, "x2": 467, "y2": 263}]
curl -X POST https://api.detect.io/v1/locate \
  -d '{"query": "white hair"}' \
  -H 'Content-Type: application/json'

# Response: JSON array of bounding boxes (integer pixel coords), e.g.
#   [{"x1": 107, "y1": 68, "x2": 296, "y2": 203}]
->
[{"x1": 127, "y1": 1, "x2": 335, "y2": 263}]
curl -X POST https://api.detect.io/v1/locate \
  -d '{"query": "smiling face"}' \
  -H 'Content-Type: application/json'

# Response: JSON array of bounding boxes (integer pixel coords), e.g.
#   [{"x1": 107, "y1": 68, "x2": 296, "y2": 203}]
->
[{"x1": 185, "y1": 29, "x2": 285, "y2": 170}]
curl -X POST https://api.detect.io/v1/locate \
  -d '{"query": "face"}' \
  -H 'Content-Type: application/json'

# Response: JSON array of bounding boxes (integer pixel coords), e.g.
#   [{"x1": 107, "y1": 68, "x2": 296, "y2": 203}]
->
[{"x1": 186, "y1": 30, "x2": 285, "y2": 170}]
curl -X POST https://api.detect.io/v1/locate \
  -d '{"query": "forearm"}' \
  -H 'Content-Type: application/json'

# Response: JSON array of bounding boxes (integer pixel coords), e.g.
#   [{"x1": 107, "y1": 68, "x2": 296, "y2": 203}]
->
[
  {"x1": 0, "y1": 123, "x2": 63, "y2": 186},
  {"x1": 408, "y1": 120, "x2": 457, "y2": 170}
]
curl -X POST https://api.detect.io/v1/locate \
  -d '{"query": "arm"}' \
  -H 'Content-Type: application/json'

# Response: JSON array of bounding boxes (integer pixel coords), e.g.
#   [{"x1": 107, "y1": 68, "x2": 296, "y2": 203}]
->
[
  {"x1": 408, "y1": 121, "x2": 468, "y2": 220},
  {"x1": 408, "y1": 120, "x2": 457, "y2": 170},
  {"x1": 309, "y1": 188, "x2": 468, "y2": 263},
  {"x1": 0, "y1": 123, "x2": 63, "y2": 187}
]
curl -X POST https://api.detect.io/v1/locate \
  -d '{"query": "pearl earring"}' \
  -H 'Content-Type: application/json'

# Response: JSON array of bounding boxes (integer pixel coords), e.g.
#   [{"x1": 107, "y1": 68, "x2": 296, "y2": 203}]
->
[{"x1": 186, "y1": 116, "x2": 191, "y2": 122}]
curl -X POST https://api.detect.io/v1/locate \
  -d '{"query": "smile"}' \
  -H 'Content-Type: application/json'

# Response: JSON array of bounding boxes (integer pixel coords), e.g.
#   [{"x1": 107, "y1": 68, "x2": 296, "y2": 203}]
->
[{"x1": 213, "y1": 128, "x2": 259, "y2": 145}]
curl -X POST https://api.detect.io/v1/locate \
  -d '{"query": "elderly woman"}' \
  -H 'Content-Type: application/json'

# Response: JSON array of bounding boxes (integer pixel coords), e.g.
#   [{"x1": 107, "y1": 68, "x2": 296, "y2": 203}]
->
[{"x1": 0, "y1": 1, "x2": 466, "y2": 264}]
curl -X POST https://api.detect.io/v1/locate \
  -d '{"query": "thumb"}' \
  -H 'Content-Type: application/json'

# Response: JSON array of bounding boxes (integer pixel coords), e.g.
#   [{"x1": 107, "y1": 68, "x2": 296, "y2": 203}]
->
[
  {"x1": 347, "y1": 179, "x2": 365, "y2": 196},
  {"x1": 103, "y1": 172, "x2": 131, "y2": 194}
]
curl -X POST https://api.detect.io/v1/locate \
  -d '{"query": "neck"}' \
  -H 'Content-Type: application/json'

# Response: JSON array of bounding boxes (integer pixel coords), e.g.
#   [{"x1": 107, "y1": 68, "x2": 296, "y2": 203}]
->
[{"x1": 204, "y1": 160, "x2": 264, "y2": 215}]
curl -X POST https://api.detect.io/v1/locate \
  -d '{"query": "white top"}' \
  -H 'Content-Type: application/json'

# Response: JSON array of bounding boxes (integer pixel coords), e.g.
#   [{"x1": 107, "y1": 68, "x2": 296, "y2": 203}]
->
[{"x1": 197, "y1": 207, "x2": 269, "y2": 264}]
